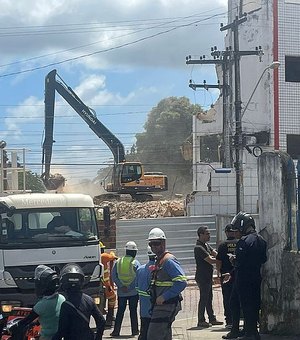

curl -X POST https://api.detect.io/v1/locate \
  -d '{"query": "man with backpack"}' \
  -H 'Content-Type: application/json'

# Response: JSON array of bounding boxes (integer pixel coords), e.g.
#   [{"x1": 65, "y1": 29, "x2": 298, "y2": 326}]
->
[{"x1": 52, "y1": 263, "x2": 106, "y2": 340}]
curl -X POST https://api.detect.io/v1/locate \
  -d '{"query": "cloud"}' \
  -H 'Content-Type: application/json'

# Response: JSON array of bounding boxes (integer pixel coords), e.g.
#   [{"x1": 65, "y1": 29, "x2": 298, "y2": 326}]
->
[
  {"x1": 4, "y1": 96, "x2": 43, "y2": 140},
  {"x1": 0, "y1": 1, "x2": 228, "y2": 73}
]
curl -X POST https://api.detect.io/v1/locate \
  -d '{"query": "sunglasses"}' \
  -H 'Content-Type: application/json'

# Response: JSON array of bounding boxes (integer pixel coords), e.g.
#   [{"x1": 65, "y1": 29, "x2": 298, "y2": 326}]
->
[{"x1": 149, "y1": 241, "x2": 162, "y2": 247}]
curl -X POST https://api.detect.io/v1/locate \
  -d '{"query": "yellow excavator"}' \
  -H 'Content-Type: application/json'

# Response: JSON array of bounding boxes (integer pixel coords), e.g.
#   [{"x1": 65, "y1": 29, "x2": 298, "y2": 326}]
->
[{"x1": 41, "y1": 69, "x2": 168, "y2": 201}]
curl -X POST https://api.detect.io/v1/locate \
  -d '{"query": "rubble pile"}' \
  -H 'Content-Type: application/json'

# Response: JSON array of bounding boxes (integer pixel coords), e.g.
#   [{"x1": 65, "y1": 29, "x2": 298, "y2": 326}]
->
[{"x1": 94, "y1": 198, "x2": 185, "y2": 220}]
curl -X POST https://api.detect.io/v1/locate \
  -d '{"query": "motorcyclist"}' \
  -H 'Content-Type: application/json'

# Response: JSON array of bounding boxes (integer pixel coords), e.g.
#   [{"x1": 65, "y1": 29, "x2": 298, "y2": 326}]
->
[
  {"x1": 52, "y1": 263, "x2": 105, "y2": 340},
  {"x1": 9, "y1": 264, "x2": 65, "y2": 340}
]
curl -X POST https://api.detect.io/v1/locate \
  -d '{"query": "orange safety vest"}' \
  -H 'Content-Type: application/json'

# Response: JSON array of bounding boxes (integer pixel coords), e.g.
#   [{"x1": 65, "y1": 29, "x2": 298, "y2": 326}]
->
[{"x1": 101, "y1": 251, "x2": 117, "y2": 287}]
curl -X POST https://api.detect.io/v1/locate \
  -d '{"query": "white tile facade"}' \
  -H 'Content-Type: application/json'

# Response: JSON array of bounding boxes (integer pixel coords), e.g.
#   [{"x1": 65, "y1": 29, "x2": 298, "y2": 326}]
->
[{"x1": 187, "y1": 0, "x2": 300, "y2": 216}]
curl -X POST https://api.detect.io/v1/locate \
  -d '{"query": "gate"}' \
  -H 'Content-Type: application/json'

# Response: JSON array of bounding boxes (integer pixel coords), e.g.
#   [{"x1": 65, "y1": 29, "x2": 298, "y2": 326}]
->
[{"x1": 116, "y1": 215, "x2": 217, "y2": 277}]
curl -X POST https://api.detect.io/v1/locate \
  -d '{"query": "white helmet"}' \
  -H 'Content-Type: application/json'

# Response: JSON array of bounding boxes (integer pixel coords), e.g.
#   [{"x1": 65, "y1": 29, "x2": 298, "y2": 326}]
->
[
  {"x1": 148, "y1": 227, "x2": 166, "y2": 240},
  {"x1": 125, "y1": 241, "x2": 138, "y2": 251},
  {"x1": 147, "y1": 245, "x2": 156, "y2": 257}
]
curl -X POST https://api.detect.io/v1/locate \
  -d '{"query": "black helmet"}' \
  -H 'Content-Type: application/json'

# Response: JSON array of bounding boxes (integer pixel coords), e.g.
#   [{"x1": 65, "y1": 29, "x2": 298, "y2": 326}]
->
[
  {"x1": 34, "y1": 265, "x2": 59, "y2": 297},
  {"x1": 231, "y1": 211, "x2": 255, "y2": 234},
  {"x1": 60, "y1": 263, "x2": 85, "y2": 292}
]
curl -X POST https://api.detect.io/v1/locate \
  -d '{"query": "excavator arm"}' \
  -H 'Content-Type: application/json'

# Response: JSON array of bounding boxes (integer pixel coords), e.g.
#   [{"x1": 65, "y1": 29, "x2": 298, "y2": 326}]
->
[
  {"x1": 42, "y1": 69, "x2": 125, "y2": 190},
  {"x1": 41, "y1": 69, "x2": 168, "y2": 199}
]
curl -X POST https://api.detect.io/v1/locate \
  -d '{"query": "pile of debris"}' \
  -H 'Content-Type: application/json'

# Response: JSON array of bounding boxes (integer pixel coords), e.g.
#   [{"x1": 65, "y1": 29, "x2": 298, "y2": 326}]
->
[{"x1": 94, "y1": 198, "x2": 185, "y2": 220}]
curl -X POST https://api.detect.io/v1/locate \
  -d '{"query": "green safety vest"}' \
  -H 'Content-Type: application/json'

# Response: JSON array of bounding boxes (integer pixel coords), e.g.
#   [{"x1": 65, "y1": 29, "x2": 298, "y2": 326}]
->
[{"x1": 117, "y1": 256, "x2": 136, "y2": 286}]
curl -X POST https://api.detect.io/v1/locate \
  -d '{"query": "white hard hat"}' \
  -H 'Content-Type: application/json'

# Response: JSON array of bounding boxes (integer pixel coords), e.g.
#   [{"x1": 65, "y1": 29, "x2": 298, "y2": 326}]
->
[
  {"x1": 147, "y1": 245, "x2": 156, "y2": 257},
  {"x1": 125, "y1": 241, "x2": 138, "y2": 251},
  {"x1": 148, "y1": 227, "x2": 166, "y2": 240}
]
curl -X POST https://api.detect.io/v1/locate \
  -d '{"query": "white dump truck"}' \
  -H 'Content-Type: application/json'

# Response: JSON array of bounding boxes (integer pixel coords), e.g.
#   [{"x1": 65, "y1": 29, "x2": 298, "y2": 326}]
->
[{"x1": 0, "y1": 193, "x2": 106, "y2": 315}]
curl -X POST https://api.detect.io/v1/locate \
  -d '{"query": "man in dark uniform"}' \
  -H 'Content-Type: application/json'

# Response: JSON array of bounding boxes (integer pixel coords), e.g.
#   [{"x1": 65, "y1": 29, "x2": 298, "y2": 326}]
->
[
  {"x1": 216, "y1": 224, "x2": 239, "y2": 329},
  {"x1": 230, "y1": 212, "x2": 267, "y2": 340}
]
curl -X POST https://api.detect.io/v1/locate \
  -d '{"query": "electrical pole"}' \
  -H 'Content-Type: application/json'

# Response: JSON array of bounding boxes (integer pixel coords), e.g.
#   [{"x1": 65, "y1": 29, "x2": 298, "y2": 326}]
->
[
  {"x1": 186, "y1": 13, "x2": 264, "y2": 213},
  {"x1": 186, "y1": 52, "x2": 231, "y2": 167},
  {"x1": 221, "y1": 15, "x2": 263, "y2": 213}
]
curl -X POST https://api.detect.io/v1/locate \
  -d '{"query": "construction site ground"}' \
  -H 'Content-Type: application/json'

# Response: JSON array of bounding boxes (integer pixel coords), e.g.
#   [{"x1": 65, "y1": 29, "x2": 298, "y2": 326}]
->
[{"x1": 100, "y1": 282, "x2": 298, "y2": 340}]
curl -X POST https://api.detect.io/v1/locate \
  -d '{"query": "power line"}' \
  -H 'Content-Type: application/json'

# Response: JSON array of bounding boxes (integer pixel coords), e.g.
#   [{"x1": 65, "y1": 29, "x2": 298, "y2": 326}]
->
[{"x1": 0, "y1": 11, "x2": 227, "y2": 79}]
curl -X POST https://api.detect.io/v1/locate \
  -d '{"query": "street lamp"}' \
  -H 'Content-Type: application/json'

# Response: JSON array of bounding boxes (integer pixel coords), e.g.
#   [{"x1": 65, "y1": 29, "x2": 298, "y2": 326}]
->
[
  {"x1": 241, "y1": 61, "x2": 280, "y2": 118},
  {"x1": 235, "y1": 61, "x2": 280, "y2": 213}
]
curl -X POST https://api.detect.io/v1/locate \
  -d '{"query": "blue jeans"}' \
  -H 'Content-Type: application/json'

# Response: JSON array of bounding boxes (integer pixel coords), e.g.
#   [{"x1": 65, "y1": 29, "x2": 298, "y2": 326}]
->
[{"x1": 112, "y1": 294, "x2": 139, "y2": 335}]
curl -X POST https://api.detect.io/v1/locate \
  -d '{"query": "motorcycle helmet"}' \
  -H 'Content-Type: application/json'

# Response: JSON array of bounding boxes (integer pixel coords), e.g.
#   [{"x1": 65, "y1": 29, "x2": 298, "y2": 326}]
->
[
  {"x1": 231, "y1": 211, "x2": 255, "y2": 234},
  {"x1": 34, "y1": 265, "x2": 59, "y2": 297},
  {"x1": 60, "y1": 263, "x2": 85, "y2": 292}
]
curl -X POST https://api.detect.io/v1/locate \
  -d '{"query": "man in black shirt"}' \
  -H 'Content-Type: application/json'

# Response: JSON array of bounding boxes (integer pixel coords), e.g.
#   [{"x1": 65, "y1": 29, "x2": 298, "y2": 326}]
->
[
  {"x1": 216, "y1": 224, "x2": 238, "y2": 329},
  {"x1": 53, "y1": 263, "x2": 105, "y2": 340},
  {"x1": 194, "y1": 226, "x2": 223, "y2": 328}
]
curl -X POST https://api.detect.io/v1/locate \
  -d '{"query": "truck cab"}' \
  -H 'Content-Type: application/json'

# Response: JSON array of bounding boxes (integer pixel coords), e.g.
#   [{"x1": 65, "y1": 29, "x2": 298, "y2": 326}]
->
[{"x1": 0, "y1": 193, "x2": 104, "y2": 315}]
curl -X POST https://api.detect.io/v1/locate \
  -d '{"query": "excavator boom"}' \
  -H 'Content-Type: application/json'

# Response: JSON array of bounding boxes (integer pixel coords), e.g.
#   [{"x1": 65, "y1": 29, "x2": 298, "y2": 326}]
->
[{"x1": 41, "y1": 69, "x2": 168, "y2": 198}]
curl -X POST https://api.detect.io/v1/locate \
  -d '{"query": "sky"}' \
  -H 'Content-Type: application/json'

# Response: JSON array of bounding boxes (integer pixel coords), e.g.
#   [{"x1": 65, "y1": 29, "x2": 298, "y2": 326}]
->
[{"x1": 0, "y1": 0, "x2": 228, "y2": 194}]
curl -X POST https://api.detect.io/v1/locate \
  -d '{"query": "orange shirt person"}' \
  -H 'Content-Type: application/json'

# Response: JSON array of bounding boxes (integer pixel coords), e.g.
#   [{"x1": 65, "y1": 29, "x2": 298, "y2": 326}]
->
[{"x1": 100, "y1": 241, "x2": 117, "y2": 328}]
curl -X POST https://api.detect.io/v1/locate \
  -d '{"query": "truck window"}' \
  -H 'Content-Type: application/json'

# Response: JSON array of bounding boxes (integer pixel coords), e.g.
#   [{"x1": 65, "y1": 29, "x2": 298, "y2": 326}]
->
[{"x1": 0, "y1": 207, "x2": 98, "y2": 246}]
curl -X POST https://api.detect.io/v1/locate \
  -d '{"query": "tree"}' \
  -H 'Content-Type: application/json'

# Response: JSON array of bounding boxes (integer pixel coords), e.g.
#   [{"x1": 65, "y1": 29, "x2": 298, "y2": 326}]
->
[
  {"x1": 18, "y1": 171, "x2": 46, "y2": 193},
  {"x1": 133, "y1": 97, "x2": 203, "y2": 197}
]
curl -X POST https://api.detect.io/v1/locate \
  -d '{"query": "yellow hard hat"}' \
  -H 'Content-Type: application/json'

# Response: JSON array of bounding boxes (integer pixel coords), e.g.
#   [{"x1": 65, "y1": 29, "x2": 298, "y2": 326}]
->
[{"x1": 99, "y1": 241, "x2": 106, "y2": 248}]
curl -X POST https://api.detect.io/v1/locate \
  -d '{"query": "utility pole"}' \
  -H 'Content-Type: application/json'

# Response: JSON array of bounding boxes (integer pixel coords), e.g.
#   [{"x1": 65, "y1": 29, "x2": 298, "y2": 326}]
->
[
  {"x1": 186, "y1": 13, "x2": 264, "y2": 213},
  {"x1": 186, "y1": 51, "x2": 231, "y2": 167},
  {"x1": 221, "y1": 14, "x2": 263, "y2": 212}
]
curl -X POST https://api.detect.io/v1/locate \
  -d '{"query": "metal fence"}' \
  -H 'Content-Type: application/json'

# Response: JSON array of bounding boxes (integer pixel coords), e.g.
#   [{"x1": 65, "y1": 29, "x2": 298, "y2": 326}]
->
[{"x1": 116, "y1": 215, "x2": 217, "y2": 277}]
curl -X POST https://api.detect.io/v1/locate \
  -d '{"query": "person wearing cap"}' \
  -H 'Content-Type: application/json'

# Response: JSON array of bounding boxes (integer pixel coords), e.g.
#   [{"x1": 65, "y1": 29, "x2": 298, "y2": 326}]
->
[
  {"x1": 135, "y1": 246, "x2": 156, "y2": 340},
  {"x1": 194, "y1": 225, "x2": 223, "y2": 328},
  {"x1": 110, "y1": 241, "x2": 140, "y2": 337},
  {"x1": 216, "y1": 224, "x2": 239, "y2": 329},
  {"x1": 99, "y1": 241, "x2": 118, "y2": 328},
  {"x1": 147, "y1": 227, "x2": 187, "y2": 340}
]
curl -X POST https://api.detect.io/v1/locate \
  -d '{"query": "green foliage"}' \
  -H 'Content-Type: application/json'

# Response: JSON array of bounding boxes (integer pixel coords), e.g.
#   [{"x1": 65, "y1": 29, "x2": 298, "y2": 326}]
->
[
  {"x1": 133, "y1": 96, "x2": 203, "y2": 196},
  {"x1": 18, "y1": 171, "x2": 46, "y2": 193}
]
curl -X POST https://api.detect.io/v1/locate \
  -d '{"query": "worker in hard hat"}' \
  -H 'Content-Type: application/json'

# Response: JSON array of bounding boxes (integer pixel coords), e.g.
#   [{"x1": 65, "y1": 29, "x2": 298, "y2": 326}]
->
[
  {"x1": 99, "y1": 241, "x2": 117, "y2": 329},
  {"x1": 147, "y1": 227, "x2": 187, "y2": 340},
  {"x1": 135, "y1": 246, "x2": 156, "y2": 340},
  {"x1": 110, "y1": 241, "x2": 140, "y2": 337}
]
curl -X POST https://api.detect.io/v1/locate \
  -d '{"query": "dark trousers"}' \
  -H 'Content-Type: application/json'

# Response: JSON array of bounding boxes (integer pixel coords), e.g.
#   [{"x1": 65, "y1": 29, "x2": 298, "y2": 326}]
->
[
  {"x1": 230, "y1": 280, "x2": 241, "y2": 332},
  {"x1": 113, "y1": 294, "x2": 139, "y2": 335},
  {"x1": 221, "y1": 277, "x2": 234, "y2": 324},
  {"x1": 238, "y1": 278, "x2": 261, "y2": 336},
  {"x1": 196, "y1": 280, "x2": 216, "y2": 323},
  {"x1": 147, "y1": 302, "x2": 181, "y2": 340},
  {"x1": 138, "y1": 317, "x2": 151, "y2": 340}
]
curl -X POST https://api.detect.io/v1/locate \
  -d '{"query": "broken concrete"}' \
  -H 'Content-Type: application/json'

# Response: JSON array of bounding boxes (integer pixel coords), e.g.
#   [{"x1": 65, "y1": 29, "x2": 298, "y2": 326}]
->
[{"x1": 94, "y1": 198, "x2": 185, "y2": 220}]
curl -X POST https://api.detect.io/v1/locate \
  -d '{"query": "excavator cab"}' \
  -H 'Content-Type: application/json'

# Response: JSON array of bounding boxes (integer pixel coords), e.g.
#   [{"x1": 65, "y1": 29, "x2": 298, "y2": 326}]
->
[
  {"x1": 106, "y1": 162, "x2": 143, "y2": 192},
  {"x1": 106, "y1": 161, "x2": 168, "y2": 201}
]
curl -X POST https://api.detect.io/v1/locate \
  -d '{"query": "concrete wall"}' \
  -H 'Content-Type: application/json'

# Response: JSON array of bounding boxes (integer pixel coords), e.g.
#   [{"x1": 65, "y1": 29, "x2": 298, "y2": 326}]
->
[
  {"x1": 258, "y1": 151, "x2": 300, "y2": 335},
  {"x1": 187, "y1": 165, "x2": 258, "y2": 216}
]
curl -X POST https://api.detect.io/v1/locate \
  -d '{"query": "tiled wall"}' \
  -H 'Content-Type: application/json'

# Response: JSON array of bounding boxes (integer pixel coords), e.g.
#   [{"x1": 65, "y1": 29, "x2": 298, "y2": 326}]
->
[{"x1": 278, "y1": 1, "x2": 300, "y2": 150}]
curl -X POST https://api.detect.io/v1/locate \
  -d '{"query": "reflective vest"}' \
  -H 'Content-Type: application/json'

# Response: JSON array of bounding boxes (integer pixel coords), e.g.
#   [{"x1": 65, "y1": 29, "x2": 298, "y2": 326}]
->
[
  {"x1": 117, "y1": 255, "x2": 136, "y2": 286},
  {"x1": 150, "y1": 252, "x2": 186, "y2": 304}
]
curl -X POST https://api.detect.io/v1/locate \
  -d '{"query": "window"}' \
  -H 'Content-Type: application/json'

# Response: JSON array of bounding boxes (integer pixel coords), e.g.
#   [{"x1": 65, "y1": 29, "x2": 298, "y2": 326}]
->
[
  {"x1": 0, "y1": 208, "x2": 98, "y2": 245},
  {"x1": 287, "y1": 134, "x2": 300, "y2": 159},
  {"x1": 285, "y1": 56, "x2": 300, "y2": 82}
]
